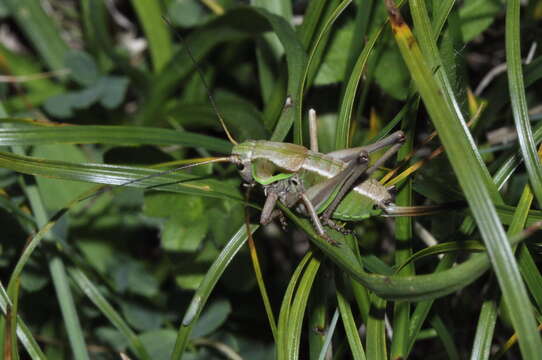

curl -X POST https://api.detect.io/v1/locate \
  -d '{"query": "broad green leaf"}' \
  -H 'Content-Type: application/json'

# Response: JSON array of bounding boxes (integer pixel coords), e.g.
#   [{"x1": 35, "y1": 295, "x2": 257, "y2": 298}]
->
[{"x1": 65, "y1": 51, "x2": 100, "y2": 86}]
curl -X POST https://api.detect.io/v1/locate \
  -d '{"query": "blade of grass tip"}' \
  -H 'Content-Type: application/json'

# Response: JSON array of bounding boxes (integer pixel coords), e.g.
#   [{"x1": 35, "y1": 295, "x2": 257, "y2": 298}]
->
[
  {"x1": 385, "y1": 0, "x2": 542, "y2": 356},
  {"x1": 171, "y1": 225, "x2": 256, "y2": 360},
  {"x1": 317, "y1": 308, "x2": 340, "y2": 360},
  {"x1": 130, "y1": 0, "x2": 172, "y2": 72},
  {"x1": 68, "y1": 268, "x2": 151, "y2": 360},
  {"x1": 0, "y1": 283, "x2": 47, "y2": 360},
  {"x1": 276, "y1": 253, "x2": 313, "y2": 360},
  {"x1": 506, "y1": 0, "x2": 542, "y2": 206}
]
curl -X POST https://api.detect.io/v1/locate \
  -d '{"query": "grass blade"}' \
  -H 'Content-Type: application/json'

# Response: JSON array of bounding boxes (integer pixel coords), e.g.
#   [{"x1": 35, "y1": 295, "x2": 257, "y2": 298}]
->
[
  {"x1": 171, "y1": 225, "x2": 257, "y2": 360},
  {"x1": 506, "y1": 0, "x2": 542, "y2": 205}
]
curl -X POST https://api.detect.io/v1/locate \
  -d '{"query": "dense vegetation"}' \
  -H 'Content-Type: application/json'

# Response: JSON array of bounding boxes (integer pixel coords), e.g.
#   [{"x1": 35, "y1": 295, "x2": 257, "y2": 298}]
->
[{"x1": 1, "y1": 0, "x2": 542, "y2": 359}]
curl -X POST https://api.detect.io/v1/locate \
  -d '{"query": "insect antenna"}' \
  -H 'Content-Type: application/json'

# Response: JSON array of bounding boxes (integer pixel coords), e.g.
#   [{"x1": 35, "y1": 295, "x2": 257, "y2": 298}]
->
[
  {"x1": 79, "y1": 156, "x2": 232, "y2": 203},
  {"x1": 162, "y1": 16, "x2": 238, "y2": 146}
]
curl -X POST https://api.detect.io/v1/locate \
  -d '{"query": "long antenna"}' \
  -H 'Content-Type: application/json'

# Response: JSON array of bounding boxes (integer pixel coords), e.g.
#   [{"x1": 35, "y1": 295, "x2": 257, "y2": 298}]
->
[
  {"x1": 163, "y1": 16, "x2": 238, "y2": 145},
  {"x1": 79, "y1": 157, "x2": 232, "y2": 202}
]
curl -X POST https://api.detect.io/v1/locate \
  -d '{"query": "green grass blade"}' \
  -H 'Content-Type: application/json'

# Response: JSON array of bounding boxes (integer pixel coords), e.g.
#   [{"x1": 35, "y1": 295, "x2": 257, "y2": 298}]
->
[
  {"x1": 506, "y1": 0, "x2": 542, "y2": 205},
  {"x1": 286, "y1": 257, "x2": 321, "y2": 360},
  {"x1": 0, "y1": 123, "x2": 232, "y2": 153},
  {"x1": 390, "y1": 108, "x2": 416, "y2": 359},
  {"x1": 48, "y1": 257, "x2": 90, "y2": 360},
  {"x1": 277, "y1": 253, "x2": 313, "y2": 360},
  {"x1": 171, "y1": 225, "x2": 257, "y2": 360},
  {"x1": 130, "y1": 0, "x2": 172, "y2": 72},
  {"x1": 337, "y1": 276, "x2": 366, "y2": 360},
  {"x1": 430, "y1": 315, "x2": 460, "y2": 360},
  {"x1": 4, "y1": 0, "x2": 68, "y2": 71},
  {"x1": 0, "y1": 284, "x2": 46, "y2": 360},
  {"x1": 247, "y1": 234, "x2": 277, "y2": 341},
  {"x1": 69, "y1": 268, "x2": 151, "y2": 360},
  {"x1": 470, "y1": 298, "x2": 498, "y2": 360},
  {"x1": 365, "y1": 295, "x2": 386, "y2": 360}
]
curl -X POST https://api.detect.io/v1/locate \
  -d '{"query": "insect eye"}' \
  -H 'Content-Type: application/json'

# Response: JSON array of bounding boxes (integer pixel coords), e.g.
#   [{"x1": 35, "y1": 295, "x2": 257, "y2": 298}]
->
[{"x1": 236, "y1": 163, "x2": 245, "y2": 171}]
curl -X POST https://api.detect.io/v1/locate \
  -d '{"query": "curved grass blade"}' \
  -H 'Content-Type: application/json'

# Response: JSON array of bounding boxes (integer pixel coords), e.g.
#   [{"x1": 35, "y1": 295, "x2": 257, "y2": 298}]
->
[
  {"x1": 506, "y1": 0, "x2": 542, "y2": 205},
  {"x1": 276, "y1": 253, "x2": 313, "y2": 360},
  {"x1": 395, "y1": 241, "x2": 485, "y2": 273},
  {"x1": 286, "y1": 257, "x2": 321, "y2": 360},
  {"x1": 245, "y1": 203, "x2": 277, "y2": 341},
  {"x1": 171, "y1": 225, "x2": 257, "y2": 360},
  {"x1": 0, "y1": 283, "x2": 46, "y2": 360},
  {"x1": 337, "y1": 277, "x2": 366, "y2": 360},
  {"x1": 69, "y1": 268, "x2": 151, "y2": 360},
  {"x1": 5, "y1": 181, "x2": 150, "y2": 359},
  {"x1": 279, "y1": 204, "x2": 489, "y2": 301},
  {"x1": 470, "y1": 298, "x2": 498, "y2": 360}
]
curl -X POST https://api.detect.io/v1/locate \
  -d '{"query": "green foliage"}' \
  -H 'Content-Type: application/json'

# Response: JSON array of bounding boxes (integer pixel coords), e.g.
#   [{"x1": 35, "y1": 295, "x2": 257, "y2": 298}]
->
[{"x1": 1, "y1": 1, "x2": 542, "y2": 359}]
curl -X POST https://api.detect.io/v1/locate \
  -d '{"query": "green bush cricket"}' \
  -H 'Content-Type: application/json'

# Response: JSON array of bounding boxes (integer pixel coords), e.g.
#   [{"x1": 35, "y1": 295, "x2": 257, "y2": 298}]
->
[{"x1": 156, "y1": 38, "x2": 435, "y2": 246}]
